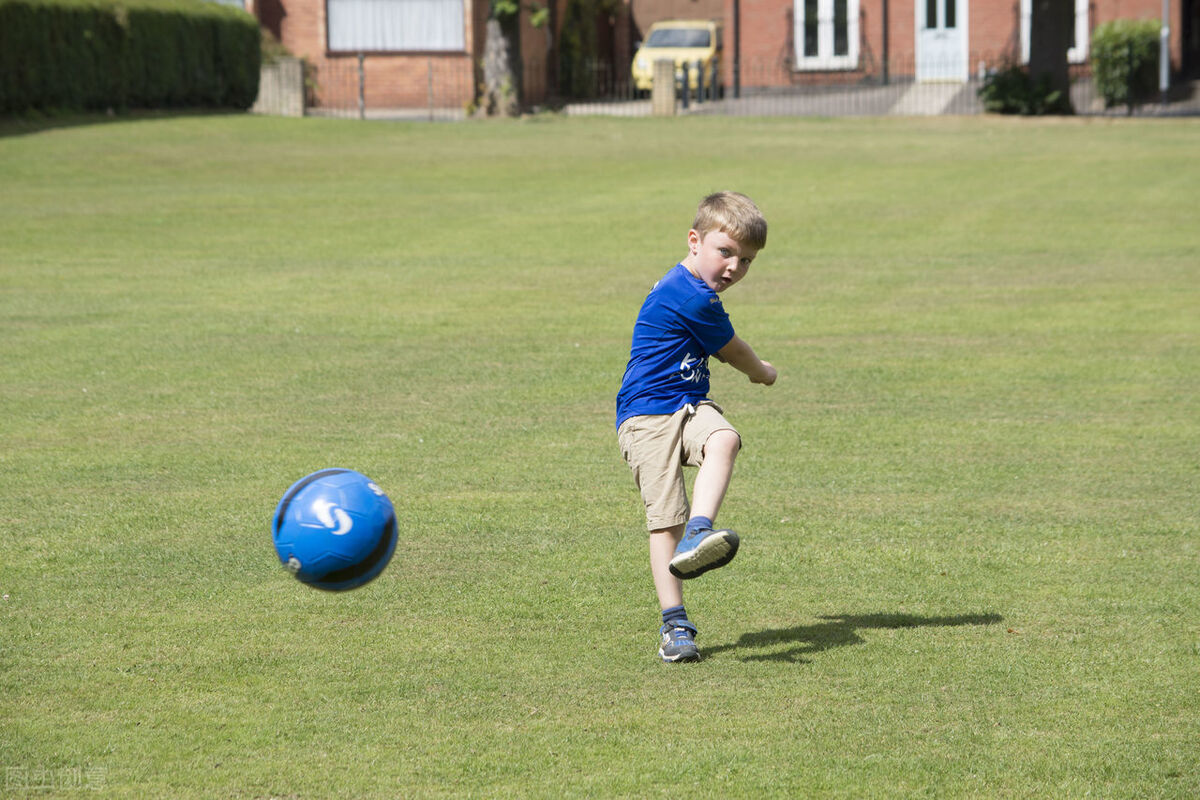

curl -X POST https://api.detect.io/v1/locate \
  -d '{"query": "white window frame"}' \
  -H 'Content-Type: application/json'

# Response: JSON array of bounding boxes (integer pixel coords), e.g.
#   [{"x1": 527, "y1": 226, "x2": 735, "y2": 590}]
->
[
  {"x1": 793, "y1": 0, "x2": 860, "y2": 70},
  {"x1": 327, "y1": 0, "x2": 466, "y2": 53},
  {"x1": 1020, "y1": 0, "x2": 1090, "y2": 65}
]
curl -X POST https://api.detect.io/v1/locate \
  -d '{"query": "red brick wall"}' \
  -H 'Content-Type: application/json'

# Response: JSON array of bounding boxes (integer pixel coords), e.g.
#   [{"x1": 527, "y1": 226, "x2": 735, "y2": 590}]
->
[
  {"x1": 258, "y1": 0, "x2": 479, "y2": 109},
  {"x1": 720, "y1": 0, "x2": 1184, "y2": 89},
  {"x1": 890, "y1": 0, "x2": 916, "y2": 68},
  {"x1": 969, "y1": 0, "x2": 1021, "y2": 65}
]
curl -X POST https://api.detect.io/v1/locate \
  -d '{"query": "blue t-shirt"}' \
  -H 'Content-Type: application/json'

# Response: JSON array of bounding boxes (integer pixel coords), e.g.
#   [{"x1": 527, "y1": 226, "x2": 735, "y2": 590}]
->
[{"x1": 615, "y1": 264, "x2": 736, "y2": 428}]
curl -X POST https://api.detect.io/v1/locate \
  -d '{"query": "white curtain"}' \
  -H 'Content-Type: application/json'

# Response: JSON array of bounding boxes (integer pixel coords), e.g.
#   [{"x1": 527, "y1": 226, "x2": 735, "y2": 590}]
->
[{"x1": 328, "y1": 0, "x2": 465, "y2": 52}]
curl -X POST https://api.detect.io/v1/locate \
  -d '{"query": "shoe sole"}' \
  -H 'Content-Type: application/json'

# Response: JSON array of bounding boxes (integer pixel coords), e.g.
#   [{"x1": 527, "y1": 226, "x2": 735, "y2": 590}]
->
[
  {"x1": 668, "y1": 529, "x2": 740, "y2": 580},
  {"x1": 659, "y1": 647, "x2": 700, "y2": 663}
]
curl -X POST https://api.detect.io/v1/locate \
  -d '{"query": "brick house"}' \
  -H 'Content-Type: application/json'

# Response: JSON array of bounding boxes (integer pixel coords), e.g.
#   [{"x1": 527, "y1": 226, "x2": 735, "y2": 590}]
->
[
  {"x1": 246, "y1": 0, "x2": 565, "y2": 109},
  {"x1": 722, "y1": 0, "x2": 1199, "y2": 88},
  {"x1": 240, "y1": 0, "x2": 1197, "y2": 109}
]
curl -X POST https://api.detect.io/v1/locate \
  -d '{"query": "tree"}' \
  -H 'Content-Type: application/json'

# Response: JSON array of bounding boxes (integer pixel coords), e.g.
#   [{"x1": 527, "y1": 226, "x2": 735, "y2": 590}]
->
[
  {"x1": 479, "y1": 0, "x2": 523, "y2": 116},
  {"x1": 1027, "y1": 0, "x2": 1075, "y2": 113}
]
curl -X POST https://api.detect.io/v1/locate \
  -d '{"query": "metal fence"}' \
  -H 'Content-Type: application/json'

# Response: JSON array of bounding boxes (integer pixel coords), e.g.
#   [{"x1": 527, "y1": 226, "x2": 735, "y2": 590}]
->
[
  {"x1": 302, "y1": 54, "x2": 474, "y2": 121},
  {"x1": 278, "y1": 53, "x2": 1199, "y2": 121}
]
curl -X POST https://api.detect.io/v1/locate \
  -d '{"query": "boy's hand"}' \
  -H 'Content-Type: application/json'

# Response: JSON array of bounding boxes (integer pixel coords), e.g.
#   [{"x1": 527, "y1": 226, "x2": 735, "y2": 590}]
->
[{"x1": 751, "y1": 361, "x2": 777, "y2": 385}]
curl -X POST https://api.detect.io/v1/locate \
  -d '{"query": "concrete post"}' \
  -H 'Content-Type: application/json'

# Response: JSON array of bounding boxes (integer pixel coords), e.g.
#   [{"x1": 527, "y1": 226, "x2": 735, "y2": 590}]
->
[
  {"x1": 250, "y1": 57, "x2": 305, "y2": 117},
  {"x1": 357, "y1": 53, "x2": 365, "y2": 120},
  {"x1": 651, "y1": 60, "x2": 676, "y2": 116}
]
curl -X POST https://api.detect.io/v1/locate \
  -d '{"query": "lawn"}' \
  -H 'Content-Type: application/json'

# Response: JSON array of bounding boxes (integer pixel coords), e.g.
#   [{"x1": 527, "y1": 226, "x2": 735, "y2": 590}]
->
[{"x1": 1, "y1": 112, "x2": 1197, "y2": 798}]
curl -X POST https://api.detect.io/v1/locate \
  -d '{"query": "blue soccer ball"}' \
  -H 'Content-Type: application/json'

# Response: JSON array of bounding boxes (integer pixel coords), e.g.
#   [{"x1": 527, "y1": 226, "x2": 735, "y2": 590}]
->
[{"x1": 272, "y1": 469, "x2": 397, "y2": 591}]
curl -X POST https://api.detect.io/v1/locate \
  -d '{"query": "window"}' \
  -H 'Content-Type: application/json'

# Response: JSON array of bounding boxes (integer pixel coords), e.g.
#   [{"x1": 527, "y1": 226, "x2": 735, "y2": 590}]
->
[
  {"x1": 328, "y1": 0, "x2": 465, "y2": 53},
  {"x1": 646, "y1": 29, "x2": 712, "y2": 48},
  {"x1": 1020, "y1": 0, "x2": 1090, "y2": 65},
  {"x1": 794, "y1": 0, "x2": 859, "y2": 70}
]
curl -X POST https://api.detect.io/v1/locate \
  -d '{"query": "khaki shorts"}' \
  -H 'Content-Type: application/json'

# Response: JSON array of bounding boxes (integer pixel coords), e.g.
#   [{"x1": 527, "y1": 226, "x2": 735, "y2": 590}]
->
[{"x1": 617, "y1": 401, "x2": 740, "y2": 531}]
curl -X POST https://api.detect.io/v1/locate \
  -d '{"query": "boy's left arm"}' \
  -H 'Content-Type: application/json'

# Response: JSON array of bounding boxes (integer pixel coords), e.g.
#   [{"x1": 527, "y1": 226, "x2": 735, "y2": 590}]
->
[{"x1": 716, "y1": 335, "x2": 777, "y2": 385}]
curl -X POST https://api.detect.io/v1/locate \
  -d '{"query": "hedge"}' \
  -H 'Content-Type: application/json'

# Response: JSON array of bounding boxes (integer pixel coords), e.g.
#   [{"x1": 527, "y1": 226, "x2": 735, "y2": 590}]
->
[
  {"x1": 0, "y1": 0, "x2": 260, "y2": 114},
  {"x1": 1091, "y1": 19, "x2": 1161, "y2": 112}
]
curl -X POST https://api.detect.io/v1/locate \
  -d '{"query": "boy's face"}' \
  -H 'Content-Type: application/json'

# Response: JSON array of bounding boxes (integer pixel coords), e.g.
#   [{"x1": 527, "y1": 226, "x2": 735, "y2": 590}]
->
[{"x1": 686, "y1": 229, "x2": 758, "y2": 293}]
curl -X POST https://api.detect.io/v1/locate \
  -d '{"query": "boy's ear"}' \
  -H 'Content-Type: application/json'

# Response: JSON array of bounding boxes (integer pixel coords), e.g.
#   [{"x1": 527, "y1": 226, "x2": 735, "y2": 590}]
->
[{"x1": 687, "y1": 229, "x2": 702, "y2": 254}]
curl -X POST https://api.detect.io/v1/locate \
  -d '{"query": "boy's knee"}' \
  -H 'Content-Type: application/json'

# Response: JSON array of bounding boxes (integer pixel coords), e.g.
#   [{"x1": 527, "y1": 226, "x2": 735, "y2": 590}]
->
[{"x1": 705, "y1": 429, "x2": 741, "y2": 459}]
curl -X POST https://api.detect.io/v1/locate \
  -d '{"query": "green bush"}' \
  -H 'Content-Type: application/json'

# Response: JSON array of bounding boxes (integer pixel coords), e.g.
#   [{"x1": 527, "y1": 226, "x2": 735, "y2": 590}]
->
[
  {"x1": 0, "y1": 0, "x2": 260, "y2": 114},
  {"x1": 1091, "y1": 19, "x2": 1160, "y2": 111},
  {"x1": 260, "y1": 27, "x2": 293, "y2": 66},
  {"x1": 978, "y1": 64, "x2": 1070, "y2": 115}
]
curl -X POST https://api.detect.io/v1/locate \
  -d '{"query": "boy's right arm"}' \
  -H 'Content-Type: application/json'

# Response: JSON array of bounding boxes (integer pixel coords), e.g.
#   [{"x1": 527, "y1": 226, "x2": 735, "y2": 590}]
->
[{"x1": 717, "y1": 335, "x2": 777, "y2": 385}]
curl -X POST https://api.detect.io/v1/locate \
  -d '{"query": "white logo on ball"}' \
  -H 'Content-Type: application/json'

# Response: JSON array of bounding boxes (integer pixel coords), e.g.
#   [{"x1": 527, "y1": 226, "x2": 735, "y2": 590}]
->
[{"x1": 312, "y1": 499, "x2": 353, "y2": 535}]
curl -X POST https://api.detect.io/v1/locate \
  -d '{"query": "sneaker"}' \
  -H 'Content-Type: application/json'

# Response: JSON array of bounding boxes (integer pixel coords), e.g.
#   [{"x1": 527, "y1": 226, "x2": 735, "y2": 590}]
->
[
  {"x1": 668, "y1": 528, "x2": 740, "y2": 579},
  {"x1": 659, "y1": 620, "x2": 700, "y2": 663}
]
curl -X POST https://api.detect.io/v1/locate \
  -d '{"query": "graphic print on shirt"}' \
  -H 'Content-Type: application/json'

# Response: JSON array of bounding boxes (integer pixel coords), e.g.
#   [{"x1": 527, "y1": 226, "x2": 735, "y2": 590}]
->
[{"x1": 679, "y1": 352, "x2": 708, "y2": 384}]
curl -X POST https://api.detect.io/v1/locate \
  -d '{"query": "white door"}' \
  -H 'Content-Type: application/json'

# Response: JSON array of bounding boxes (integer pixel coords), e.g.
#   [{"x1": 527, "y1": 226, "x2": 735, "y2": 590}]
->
[{"x1": 916, "y1": 0, "x2": 967, "y2": 81}]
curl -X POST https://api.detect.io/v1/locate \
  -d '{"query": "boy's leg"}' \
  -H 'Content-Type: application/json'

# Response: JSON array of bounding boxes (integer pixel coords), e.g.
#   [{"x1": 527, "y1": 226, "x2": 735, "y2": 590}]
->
[
  {"x1": 618, "y1": 409, "x2": 722, "y2": 659},
  {"x1": 649, "y1": 524, "x2": 685, "y2": 610},
  {"x1": 617, "y1": 412, "x2": 696, "y2": 657},
  {"x1": 689, "y1": 428, "x2": 741, "y2": 520},
  {"x1": 651, "y1": 524, "x2": 700, "y2": 662},
  {"x1": 670, "y1": 424, "x2": 743, "y2": 579}
]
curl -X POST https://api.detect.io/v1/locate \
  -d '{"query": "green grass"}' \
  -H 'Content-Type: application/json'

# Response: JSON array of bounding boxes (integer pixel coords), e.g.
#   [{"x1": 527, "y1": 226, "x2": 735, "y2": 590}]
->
[{"x1": 1, "y1": 112, "x2": 1198, "y2": 797}]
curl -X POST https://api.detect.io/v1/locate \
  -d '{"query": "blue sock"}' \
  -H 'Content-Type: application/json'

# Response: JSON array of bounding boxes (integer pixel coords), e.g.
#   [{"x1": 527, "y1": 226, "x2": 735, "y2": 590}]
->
[
  {"x1": 686, "y1": 516, "x2": 713, "y2": 536},
  {"x1": 661, "y1": 605, "x2": 688, "y2": 626}
]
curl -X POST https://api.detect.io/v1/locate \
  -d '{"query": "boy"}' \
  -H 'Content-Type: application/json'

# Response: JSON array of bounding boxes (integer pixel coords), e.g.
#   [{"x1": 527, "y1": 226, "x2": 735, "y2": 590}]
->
[{"x1": 616, "y1": 191, "x2": 777, "y2": 663}]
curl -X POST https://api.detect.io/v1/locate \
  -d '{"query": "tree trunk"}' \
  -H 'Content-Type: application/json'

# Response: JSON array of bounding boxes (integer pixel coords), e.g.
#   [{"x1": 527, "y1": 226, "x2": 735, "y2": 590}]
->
[
  {"x1": 480, "y1": 13, "x2": 522, "y2": 116},
  {"x1": 545, "y1": 0, "x2": 558, "y2": 101},
  {"x1": 1028, "y1": 0, "x2": 1074, "y2": 113}
]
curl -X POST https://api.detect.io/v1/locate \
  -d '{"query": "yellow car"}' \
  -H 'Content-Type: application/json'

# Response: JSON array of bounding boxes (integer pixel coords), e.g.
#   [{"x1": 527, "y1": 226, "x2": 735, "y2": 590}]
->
[{"x1": 631, "y1": 19, "x2": 722, "y2": 94}]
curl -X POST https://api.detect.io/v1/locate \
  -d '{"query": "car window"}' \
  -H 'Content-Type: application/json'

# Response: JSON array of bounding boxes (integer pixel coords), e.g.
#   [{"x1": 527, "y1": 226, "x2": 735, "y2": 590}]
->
[{"x1": 645, "y1": 28, "x2": 711, "y2": 48}]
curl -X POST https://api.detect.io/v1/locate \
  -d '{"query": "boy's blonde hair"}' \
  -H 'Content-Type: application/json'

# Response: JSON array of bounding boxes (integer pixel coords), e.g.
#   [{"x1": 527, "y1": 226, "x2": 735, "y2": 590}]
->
[{"x1": 692, "y1": 191, "x2": 767, "y2": 251}]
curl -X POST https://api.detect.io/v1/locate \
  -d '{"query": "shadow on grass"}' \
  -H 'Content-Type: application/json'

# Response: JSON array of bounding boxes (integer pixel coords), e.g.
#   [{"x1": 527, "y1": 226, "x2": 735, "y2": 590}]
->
[
  {"x1": 0, "y1": 110, "x2": 246, "y2": 139},
  {"x1": 707, "y1": 612, "x2": 1004, "y2": 664}
]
